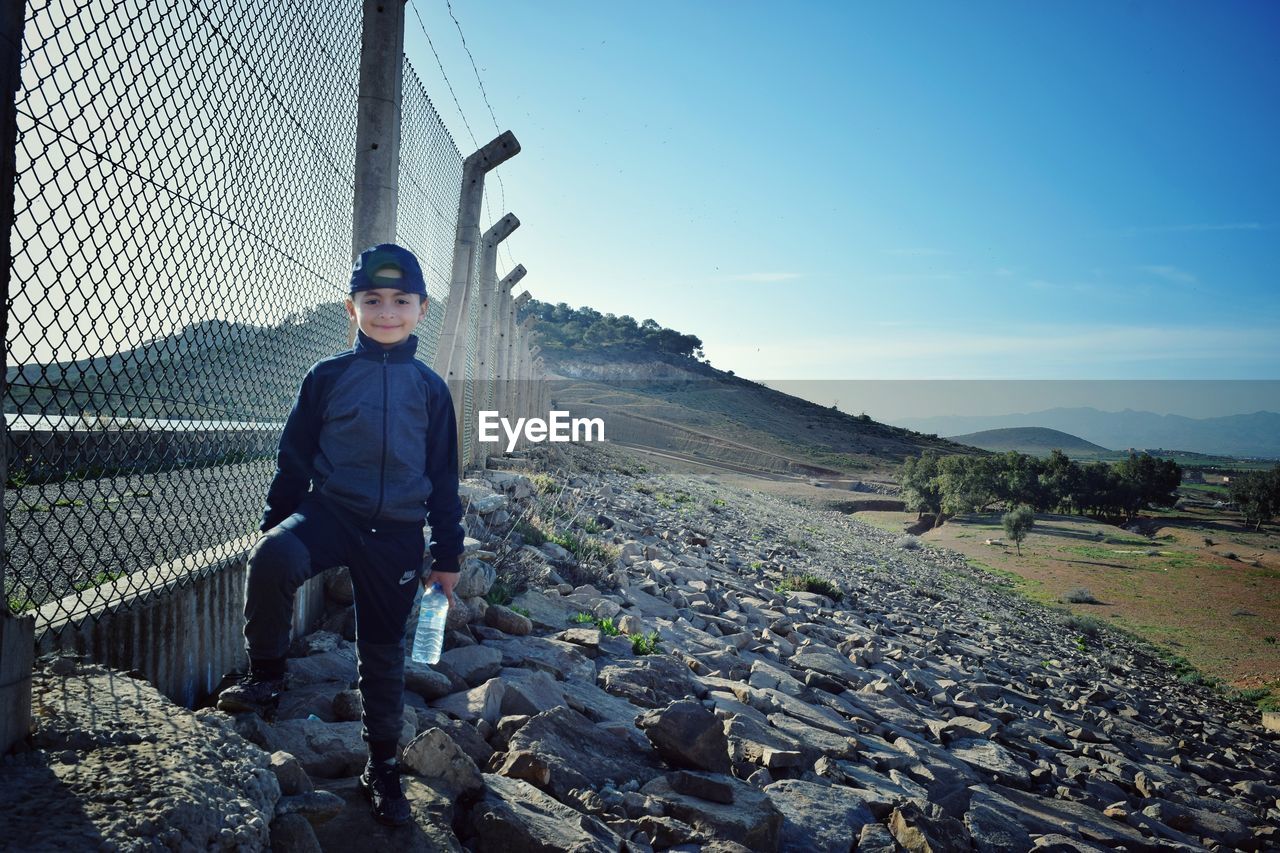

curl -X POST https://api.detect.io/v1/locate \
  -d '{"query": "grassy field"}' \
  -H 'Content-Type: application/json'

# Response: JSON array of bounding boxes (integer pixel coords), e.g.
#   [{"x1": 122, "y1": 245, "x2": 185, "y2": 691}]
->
[{"x1": 857, "y1": 507, "x2": 1280, "y2": 710}]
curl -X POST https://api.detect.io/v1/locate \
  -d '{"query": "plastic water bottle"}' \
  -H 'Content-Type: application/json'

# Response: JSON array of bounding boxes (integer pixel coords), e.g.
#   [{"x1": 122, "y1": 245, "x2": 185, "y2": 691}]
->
[{"x1": 411, "y1": 583, "x2": 449, "y2": 664}]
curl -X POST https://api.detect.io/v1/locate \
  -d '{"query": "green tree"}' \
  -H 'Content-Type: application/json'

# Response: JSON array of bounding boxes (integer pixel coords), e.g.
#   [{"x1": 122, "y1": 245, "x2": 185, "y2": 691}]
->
[
  {"x1": 900, "y1": 452, "x2": 943, "y2": 522},
  {"x1": 938, "y1": 455, "x2": 1001, "y2": 514},
  {"x1": 1230, "y1": 465, "x2": 1280, "y2": 531},
  {"x1": 1114, "y1": 453, "x2": 1182, "y2": 519},
  {"x1": 1002, "y1": 504, "x2": 1035, "y2": 555},
  {"x1": 1039, "y1": 449, "x2": 1081, "y2": 514}
]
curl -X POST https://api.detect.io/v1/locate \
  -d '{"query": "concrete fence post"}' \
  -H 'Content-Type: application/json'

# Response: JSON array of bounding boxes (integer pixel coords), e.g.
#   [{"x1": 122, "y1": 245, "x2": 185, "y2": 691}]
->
[
  {"x1": 348, "y1": 0, "x2": 406, "y2": 345},
  {"x1": 1, "y1": 0, "x2": 34, "y2": 755},
  {"x1": 494, "y1": 268, "x2": 525, "y2": 431},
  {"x1": 512, "y1": 317, "x2": 534, "y2": 449},
  {"x1": 432, "y1": 132, "x2": 520, "y2": 471},
  {"x1": 471, "y1": 215, "x2": 519, "y2": 435}
]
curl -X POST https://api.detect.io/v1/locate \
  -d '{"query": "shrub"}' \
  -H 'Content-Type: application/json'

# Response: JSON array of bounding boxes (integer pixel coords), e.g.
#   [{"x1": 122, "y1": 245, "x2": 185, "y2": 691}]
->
[
  {"x1": 776, "y1": 573, "x2": 843, "y2": 603},
  {"x1": 515, "y1": 519, "x2": 547, "y2": 546},
  {"x1": 1064, "y1": 587, "x2": 1100, "y2": 604},
  {"x1": 1064, "y1": 613, "x2": 1106, "y2": 637},
  {"x1": 895, "y1": 534, "x2": 922, "y2": 550}
]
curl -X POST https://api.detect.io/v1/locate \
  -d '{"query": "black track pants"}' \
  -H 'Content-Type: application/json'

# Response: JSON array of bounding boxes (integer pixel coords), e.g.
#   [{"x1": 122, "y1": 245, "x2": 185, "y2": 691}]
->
[{"x1": 242, "y1": 496, "x2": 423, "y2": 750}]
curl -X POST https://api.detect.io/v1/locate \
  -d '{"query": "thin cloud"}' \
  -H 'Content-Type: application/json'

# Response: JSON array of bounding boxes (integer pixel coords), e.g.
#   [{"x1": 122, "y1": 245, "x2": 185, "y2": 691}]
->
[
  {"x1": 1138, "y1": 264, "x2": 1197, "y2": 285},
  {"x1": 720, "y1": 272, "x2": 803, "y2": 283}
]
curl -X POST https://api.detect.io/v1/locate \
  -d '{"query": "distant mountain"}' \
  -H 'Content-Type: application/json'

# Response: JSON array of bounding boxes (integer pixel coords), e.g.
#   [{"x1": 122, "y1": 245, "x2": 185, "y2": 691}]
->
[
  {"x1": 895, "y1": 407, "x2": 1280, "y2": 459},
  {"x1": 949, "y1": 427, "x2": 1110, "y2": 456}
]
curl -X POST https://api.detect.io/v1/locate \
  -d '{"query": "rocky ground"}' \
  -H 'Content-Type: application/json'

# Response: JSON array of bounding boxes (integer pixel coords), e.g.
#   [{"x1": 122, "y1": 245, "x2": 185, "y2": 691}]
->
[{"x1": 4, "y1": 442, "x2": 1279, "y2": 851}]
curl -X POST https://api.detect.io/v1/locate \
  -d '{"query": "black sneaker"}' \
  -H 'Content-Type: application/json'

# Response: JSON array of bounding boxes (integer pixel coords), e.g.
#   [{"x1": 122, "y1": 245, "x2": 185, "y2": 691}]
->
[
  {"x1": 215, "y1": 672, "x2": 284, "y2": 715},
  {"x1": 360, "y1": 759, "x2": 412, "y2": 826}
]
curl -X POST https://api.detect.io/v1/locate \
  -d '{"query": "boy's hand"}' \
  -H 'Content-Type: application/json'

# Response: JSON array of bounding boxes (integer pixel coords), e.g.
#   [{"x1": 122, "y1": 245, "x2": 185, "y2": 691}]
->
[{"x1": 421, "y1": 555, "x2": 465, "y2": 606}]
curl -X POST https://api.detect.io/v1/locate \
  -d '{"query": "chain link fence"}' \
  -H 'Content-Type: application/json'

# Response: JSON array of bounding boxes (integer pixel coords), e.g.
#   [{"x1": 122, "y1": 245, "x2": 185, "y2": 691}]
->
[{"x1": 4, "y1": 0, "x2": 488, "y2": 631}]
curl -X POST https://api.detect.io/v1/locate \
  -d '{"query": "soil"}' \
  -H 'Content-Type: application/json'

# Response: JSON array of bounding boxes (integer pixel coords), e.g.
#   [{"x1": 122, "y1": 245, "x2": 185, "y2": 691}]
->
[{"x1": 855, "y1": 507, "x2": 1280, "y2": 705}]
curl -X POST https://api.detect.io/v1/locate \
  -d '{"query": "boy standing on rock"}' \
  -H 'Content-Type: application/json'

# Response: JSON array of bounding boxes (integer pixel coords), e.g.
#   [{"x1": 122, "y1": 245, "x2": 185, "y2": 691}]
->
[{"x1": 217, "y1": 244, "x2": 466, "y2": 826}]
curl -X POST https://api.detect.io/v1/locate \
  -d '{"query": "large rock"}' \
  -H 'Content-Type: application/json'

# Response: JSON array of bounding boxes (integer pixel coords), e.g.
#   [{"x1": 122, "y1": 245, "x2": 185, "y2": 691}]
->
[
  {"x1": 401, "y1": 728, "x2": 484, "y2": 798},
  {"x1": 965, "y1": 785, "x2": 1151, "y2": 849},
  {"x1": 790, "y1": 645, "x2": 869, "y2": 687},
  {"x1": 311, "y1": 775, "x2": 462, "y2": 851},
  {"x1": 258, "y1": 719, "x2": 368, "y2": 779},
  {"x1": 946, "y1": 738, "x2": 1032, "y2": 788},
  {"x1": 495, "y1": 705, "x2": 663, "y2": 799},
  {"x1": 403, "y1": 659, "x2": 455, "y2": 701},
  {"x1": 641, "y1": 773, "x2": 783, "y2": 851},
  {"x1": 499, "y1": 668, "x2": 569, "y2": 717},
  {"x1": 511, "y1": 589, "x2": 585, "y2": 632},
  {"x1": 439, "y1": 644, "x2": 503, "y2": 687},
  {"x1": 485, "y1": 604, "x2": 533, "y2": 636},
  {"x1": 636, "y1": 699, "x2": 731, "y2": 774},
  {"x1": 6, "y1": 659, "x2": 279, "y2": 851},
  {"x1": 470, "y1": 774, "x2": 625, "y2": 852},
  {"x1": 889, "y1": 800, "x2": 974, "y2": 852},
  {"x1": 485, "y1": 636, "x2": 597, "y2": 683},
  {"x1": 763, "y1": 779, "x2": 876, "y2": 853},
  {"x1": 597, "y1": 655, "x2": 707, "y2": 709},
  {"x1": 431, "y1": 677, "x2": 507, "y2": 727},
  {"x1": 454, "y1": 557, "x2": 497, "y2": 598}
]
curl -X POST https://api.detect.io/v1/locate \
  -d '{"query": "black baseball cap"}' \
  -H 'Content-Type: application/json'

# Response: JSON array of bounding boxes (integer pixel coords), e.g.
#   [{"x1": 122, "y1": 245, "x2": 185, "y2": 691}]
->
[{"x1": 350, "y1": 243, "x2": 427, "y2": 297}]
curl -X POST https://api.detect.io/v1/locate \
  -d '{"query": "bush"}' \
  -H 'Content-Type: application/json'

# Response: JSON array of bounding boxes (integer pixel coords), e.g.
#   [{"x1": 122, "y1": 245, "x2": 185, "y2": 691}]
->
[
  {"x1": 1063, "y1": 613, "x2": 1106, "y2": 637},
  {"x1": 895, "y1": 534, "x2": 922, "y2": 550},
  {"x1": 1064, "y1": 587, "x2": 1100, "y2": 604},
  {"x1": 775, "y1": 573, "x2": 843, "y2": 603},
  {"x1": 630, "y1": 630, "x2": 662, "y2": 655}
]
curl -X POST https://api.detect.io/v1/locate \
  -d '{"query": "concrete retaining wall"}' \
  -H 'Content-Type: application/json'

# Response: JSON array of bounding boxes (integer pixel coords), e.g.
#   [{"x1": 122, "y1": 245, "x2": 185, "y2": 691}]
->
[{"x1": 34, "y1": 536, "x2": 328, "y2": 709}]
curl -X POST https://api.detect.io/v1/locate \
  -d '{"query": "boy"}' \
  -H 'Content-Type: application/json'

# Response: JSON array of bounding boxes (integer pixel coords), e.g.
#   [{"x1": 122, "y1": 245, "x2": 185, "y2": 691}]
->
[{"x1": 217, "y1": 243, "x2": 465, "y2": 826}]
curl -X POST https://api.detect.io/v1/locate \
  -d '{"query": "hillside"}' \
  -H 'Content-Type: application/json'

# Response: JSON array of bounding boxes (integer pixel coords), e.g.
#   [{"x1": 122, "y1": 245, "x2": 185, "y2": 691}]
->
[
  {"x1": 4, "y1": 301, "x2": 971, "y2": 479},
  {"x1": 948, "y1": 426, "x2": 1110, "y2": 457}
]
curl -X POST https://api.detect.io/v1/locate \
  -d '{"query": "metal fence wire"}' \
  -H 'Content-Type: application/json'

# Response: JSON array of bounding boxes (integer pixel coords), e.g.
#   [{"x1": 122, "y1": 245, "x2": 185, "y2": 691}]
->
[{"x1": 4, "y1": 0, "x2": 483, "y2": 631}]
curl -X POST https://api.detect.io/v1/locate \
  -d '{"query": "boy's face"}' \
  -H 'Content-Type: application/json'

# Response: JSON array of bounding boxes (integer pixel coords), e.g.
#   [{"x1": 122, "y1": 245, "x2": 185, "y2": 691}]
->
[{"x1": 345, "y1": 287, "x2": 428, "y2": 349}]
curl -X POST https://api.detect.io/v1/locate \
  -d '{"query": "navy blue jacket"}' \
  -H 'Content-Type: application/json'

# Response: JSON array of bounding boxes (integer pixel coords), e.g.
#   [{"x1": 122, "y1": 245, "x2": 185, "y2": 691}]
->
[{"x1": 261, "y1": 330, "x2": 465, "y2": 563}]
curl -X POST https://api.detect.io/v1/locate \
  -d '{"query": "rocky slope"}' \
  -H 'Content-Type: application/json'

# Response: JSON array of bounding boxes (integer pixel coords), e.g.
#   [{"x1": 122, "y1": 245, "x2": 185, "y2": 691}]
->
[{"x1": 5, "y1": 442, "x2": 1279, "y2": 851}]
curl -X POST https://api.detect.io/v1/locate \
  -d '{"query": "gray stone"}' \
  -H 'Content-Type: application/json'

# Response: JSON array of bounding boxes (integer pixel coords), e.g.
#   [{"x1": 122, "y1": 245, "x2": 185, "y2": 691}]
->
[
  {"x1": 857, "y1": 821, "x2": 899, "y2": 853},
  {"x1": 947, "y1": 738, "x2": 1032, "y2": 788},
  {"x1": 454, "y1": 557, "x2": 497, "y2": 598},
  {"x1": 889, "y1": 800, "x2": 974, "y2": 853},
  {"x1": 669, "y1": 770, "x2": 736, "y2": 805},
  {"x1": 285, "y1": 648, "x2": 359, "y2": 689},
  {"x1": 966, "y1": 785, "x2": 1150, "y2": 849},
  {"x1": 430, "y1": 677, "x2": 507, "y2": 726},
  {"x1": 496, "y1": 705, "x2": 663, "y2": 799},
  {"x1": 598, "y1": 655, "x2": 707, "y2": 709},
  {"x1": 636, "y1": 699, "x2": 732, "y2": 774},
  {"x1": 723, "y1": 714, "x2": 806, "y2": 769},
  {"x1": 790, "y1": 645, "x2": 869, "y2": 687},
  {"x1": 561, "y1": 677, "x2": 653, "y2": 725},
  {"x1": 269, "y1": 813, "x2": 322, "y2": 853},
  {"x1": 485, "y1": 604, "x2": 533, "y2": 636},
  {"x1": 274, "y1": 790, "x2": 344, "y2": 826},
  {"x1": 403, "y1": 659, "x2": 455, "y2": 701},
  {"x1": 763, "y1": 779, "x2": 876, "y2": 853},
  {"x1": 400, "y1": 728, "x2": 484, "y2": 798},
  {"x1": 510, "y1": 589, "x2": 584, "y2": 632},
  {"x1": 415, "y1": 710, "x2": 494, "y2": 767},
  {"x1": 499, "y1": 668, "x2": 569, "y2": 717},
  {"x1": 640, "y1": 773, "x2": 783, "y2": 851},
  {"x1": 440, "y1": 644, "x2": 503, "y2": 687},
  {"x1": 470, "y1": 774, "x2": 625, "y2": 852},
  {"x1": 486, "y1": 636, "x2": 597, "y2": 683},
  {"x1": 270, "y1": 751, "x2": 314, "y2": 796},
  {"x1": 330, "y1": 689, "x2": 362, "y2": 722},
  {"x1": 311, "y1": 775, "x2": 462, "y2": 852},
  {"x1": 258, "y1": 719, "x2": 368, "y2": 779}
]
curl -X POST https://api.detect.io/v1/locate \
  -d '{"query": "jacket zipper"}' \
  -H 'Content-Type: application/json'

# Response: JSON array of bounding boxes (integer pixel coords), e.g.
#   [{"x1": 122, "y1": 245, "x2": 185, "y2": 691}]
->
[{"x1": 372, "y1": 351, "x2": 389, "y2": 520}]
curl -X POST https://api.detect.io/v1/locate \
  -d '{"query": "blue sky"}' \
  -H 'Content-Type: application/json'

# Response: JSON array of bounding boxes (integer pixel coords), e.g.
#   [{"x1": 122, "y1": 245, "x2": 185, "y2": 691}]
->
[{"x1": 404, "y1": 1, "x2": 1279, "y2": 396}]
